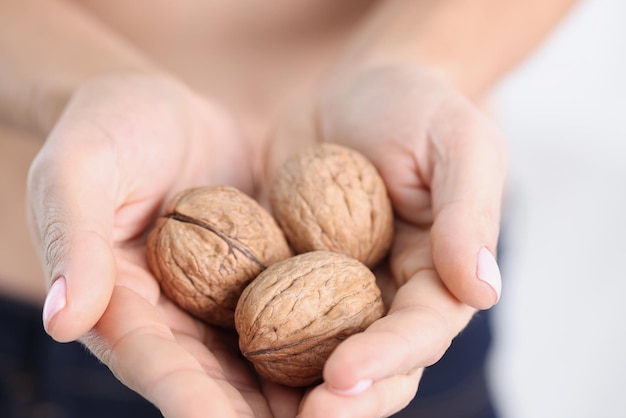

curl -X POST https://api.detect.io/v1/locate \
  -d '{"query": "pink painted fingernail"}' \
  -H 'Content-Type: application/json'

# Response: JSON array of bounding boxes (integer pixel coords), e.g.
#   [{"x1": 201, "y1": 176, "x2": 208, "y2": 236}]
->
[
  {"x1": 477, "y1": 247, "x2": 502, "y2": 302},
  {"x1": 43, "y1": 276, "x2": 67, "y2": 332},
  {"x1": 330, "y1": 379, "x2": 373, "y2": 396}
]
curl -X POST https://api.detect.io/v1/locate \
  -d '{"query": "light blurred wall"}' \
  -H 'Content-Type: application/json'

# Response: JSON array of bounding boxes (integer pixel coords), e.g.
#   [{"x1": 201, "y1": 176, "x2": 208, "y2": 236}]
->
[{"x1": 488, "y1": 1, "x2": 626, "y2": 417}]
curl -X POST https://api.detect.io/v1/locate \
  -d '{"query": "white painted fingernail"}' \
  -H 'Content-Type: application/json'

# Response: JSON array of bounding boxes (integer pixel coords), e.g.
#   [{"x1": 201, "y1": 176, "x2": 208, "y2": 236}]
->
[
  {"x1": 330, "y1": 379, "x2": 373, "y2": 396},
  {"x1": 43, "y1": 276, "x2": 67, "y2": 332},
  {"x1": 476, "y1": 247, "x2": 502, "y2": 303}
]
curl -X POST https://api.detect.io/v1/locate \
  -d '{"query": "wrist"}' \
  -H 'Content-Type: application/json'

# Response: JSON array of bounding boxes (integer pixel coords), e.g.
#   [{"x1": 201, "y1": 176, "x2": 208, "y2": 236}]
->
[
  {"x1": 327, "y1": 0, "x2": 577, "y2": 101},
  {"x1": 328, "y1": 46, "x2": 483, "y2": 103},
  {"x1": 26, "y1": 67, "x2": 164, "y2": 137},
  {"x1": 320, "y1": 62, "x2": 456, "y2": 117},
  {"x1": 0, "y1": 0, "x2": 163, "y2": 137},
  {"x1": 323, "y1": 0, "x2": 487, "y2": 100}
]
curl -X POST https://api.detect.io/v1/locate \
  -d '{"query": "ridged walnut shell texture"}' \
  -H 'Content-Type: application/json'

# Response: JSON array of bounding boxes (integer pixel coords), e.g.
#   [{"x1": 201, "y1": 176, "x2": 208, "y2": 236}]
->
[
  {"x1": 235, "y1": 250, "x2": 385, "y2": 387},
  {"x1": 270, "y1": 143, "x2": 394, "y2": 268},
  {"x1": 146, "y1": 186, "x2": 291, "y2": 328}
]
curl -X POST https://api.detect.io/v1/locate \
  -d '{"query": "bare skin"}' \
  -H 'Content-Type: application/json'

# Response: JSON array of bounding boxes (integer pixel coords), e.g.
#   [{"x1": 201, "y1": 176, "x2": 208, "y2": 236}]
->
[
  {"x1": 0, "y1": 0, "x2": 578, "y2": 416},
  {"x1": 0, "y1": 0, "x2": 371, "y2": 301}
]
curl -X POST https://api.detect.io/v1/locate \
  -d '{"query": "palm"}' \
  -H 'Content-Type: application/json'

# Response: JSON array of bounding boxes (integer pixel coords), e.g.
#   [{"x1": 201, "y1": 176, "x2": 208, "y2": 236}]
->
[
  {"x1": 97, "y1": 242, "x2": 302, "y2": 417},
  {"x1": 34, "y1": 67, "x2": 504, "y2": 417},
  {"x1": 93, "y1": 82, "x2": 304, "y2": 415},
  {"x1": 268, "y1": 66, "x2": 504, "y2": 417},
  {"x1": 31, "y1": 74, "x2": 306, "y2": 417},
  {"x1": 277, "y1": 67, "x2": 470, "y2": 300}
]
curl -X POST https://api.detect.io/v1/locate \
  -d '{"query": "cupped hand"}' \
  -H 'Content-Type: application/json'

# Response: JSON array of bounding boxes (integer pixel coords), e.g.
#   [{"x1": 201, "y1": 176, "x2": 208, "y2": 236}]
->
[
  {"x1": 27, "y1": 73, "x2": 302, "y2": 417},
  {"x1": 268, "y1": 65, "x2": 507, "y2": 417}
]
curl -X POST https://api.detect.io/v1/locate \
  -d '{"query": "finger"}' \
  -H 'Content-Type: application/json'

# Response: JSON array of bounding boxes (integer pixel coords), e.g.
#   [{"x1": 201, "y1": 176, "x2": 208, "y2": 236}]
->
[
  {"x1": 173, "y1": 320, "x2": 295, "y2": 418},
  {"x1": 428, "y1": 102, "x2": 508, "y2": 309},
  {"x1": 323, "y1": 270, "x2": 474, "y2": 393},
  {"x1": 86, "y1": 285, "x2": 249, "y2": 418},
  {"x1": 316, "y1": 79, "x2": 507, "y2": 309},
  {"x1": 28, "y1": 134, "x2": 118, "y2": 342},
  {"x1": 262, "y1": 381, "x2": 305, "y2": 418},
  {"x1": 322, "y1": 223, "x2": 475, "y2": 393},
  {"x1": 299, "y1": 368, "x2": 423, "y2": 418}
]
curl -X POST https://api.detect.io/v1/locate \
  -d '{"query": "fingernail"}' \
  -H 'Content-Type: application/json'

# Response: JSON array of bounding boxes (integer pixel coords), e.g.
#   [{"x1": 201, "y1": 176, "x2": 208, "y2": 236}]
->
[
  {"x1": 476, "y1": 247, "x2": 502, "y2": 302},
  {"x1": 43, "y1": 276, "x2": 67, "y2": 331},
  {"x1": 329, "y1": 379, "x2": 373, "y2": 396}
]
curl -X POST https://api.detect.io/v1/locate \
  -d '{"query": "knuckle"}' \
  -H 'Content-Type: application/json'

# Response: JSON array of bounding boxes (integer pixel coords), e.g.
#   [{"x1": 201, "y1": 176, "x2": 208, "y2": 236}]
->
[
  {"x1": 42, "y1": 209, "x2": 69, "y2": 277},
  {"x1": 436, "y1": 103, "x2": 506, "y2": 158}
]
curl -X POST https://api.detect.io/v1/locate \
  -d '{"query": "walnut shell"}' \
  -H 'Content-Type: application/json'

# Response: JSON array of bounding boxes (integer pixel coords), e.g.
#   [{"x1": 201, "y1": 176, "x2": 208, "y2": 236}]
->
[
  {"x1": 270, "y1": 143, "x2": 394, "y2": 268},
  {"x1": 146, "y1": 186, "x2": 291, "y2": 328},
  {"x1": 235, "y1": 250, "x2": 385, "y2": 387}
]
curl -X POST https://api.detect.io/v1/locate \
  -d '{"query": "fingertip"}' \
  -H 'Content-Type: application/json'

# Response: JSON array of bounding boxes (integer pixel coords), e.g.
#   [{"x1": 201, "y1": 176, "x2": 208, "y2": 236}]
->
[
  {"x1": 430, "y1": 206, "x2": 503, "y2": 310},
  {"x1": 322, "y1": 332, "x2": 374, "y2": 390},
  {"x1": 300, "y1": 369, "x2": 422, "y2": 418},
  {"x1": 43, "y1": 232, "x2": 116, "y2": 342},
  {"x1": 322, "y1": 318, "x2": 417, "y2": 393},
  {"x1": 42, "y1": 275, "x2": 68, "y2": 340},
  {"x1": 433, "y1": 246, "x2": 501, "y2": 311},
  {"x1": 451, "y1": 245, "x2": 502, "y2": 310}
]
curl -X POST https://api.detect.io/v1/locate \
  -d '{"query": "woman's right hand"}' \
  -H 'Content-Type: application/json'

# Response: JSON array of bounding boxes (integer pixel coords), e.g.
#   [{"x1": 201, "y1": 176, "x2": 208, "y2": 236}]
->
[{"x1": 27, "y1": 73, "x2": 302, "y2": 417}]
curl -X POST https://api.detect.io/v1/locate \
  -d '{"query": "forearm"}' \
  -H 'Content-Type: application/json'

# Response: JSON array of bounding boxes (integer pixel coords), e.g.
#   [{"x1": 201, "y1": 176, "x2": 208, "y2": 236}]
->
[
  {"x1": 335, "y1": 0, "x2": 578, "y2": 98},
  {"x1": 0, "y1": 0, "x2": 158, "y2": 135}
]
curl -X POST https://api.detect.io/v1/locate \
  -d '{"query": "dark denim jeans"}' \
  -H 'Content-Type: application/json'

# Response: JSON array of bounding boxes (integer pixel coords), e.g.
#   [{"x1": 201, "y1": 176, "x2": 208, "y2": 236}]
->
[{"x1": 1, "y1": 294, "x2": 497, "y2": 418}]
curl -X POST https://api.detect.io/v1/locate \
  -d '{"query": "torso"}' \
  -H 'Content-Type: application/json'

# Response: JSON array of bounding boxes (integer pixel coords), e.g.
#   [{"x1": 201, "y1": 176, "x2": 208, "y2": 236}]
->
[
  {"x1": 75, "y1": 0, "x2": 375, "y2": 135},
  {"x1": 0, "y1": 126, "x2": 46, "y2": 304},
  {"x1": 0, "y1": 0, "x2": 376, "y2": 304}
]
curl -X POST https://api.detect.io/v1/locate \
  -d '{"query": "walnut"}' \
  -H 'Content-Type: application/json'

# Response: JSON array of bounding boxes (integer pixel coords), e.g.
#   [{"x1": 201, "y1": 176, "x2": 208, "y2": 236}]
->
[
  {"x1": 234, "y1": 250, "x2": 385, "y2": 387},
  {"x1": 146, "y1": 185, "x2": 291, "y2": 328},
  {"x1": 270, "y1": 143, "x2": 394, "y2": 268}
]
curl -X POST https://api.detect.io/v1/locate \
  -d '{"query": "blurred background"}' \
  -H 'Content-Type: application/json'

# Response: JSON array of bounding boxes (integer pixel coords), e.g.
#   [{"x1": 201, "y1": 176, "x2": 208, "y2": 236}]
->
[
  {"x1": 487, "y1": 0, "x2": 626, "y2": 416},
  {"x1": 2, "y1": 0, "x2": 624, "y2": 417}
]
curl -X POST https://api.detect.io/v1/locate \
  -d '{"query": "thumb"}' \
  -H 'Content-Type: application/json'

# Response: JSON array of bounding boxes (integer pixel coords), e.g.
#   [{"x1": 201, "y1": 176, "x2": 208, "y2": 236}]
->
[
  {"x1": 429, "y1": 107, "x2": 508, "y2": 310},
  {"x1": 28, "y1": 141, "x2": 117, "y2": 343}
]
